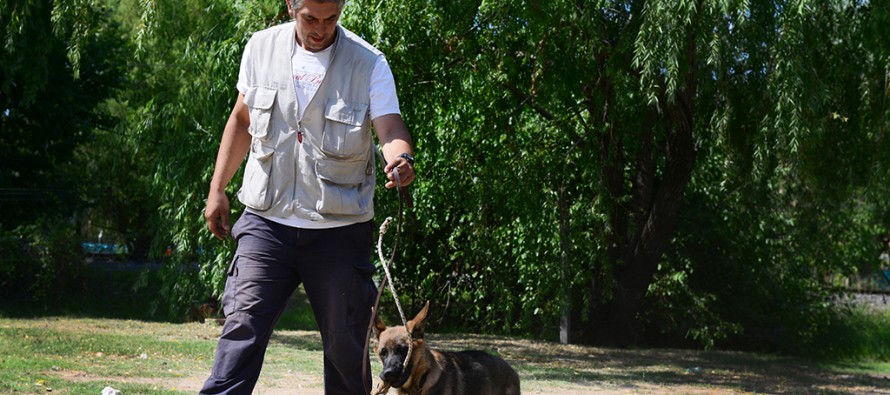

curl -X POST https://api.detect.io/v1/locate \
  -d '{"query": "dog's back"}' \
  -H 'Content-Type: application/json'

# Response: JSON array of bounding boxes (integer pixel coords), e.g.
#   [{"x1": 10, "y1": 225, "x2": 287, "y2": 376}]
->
[{"x1": 434, "y1": 350, "x2": 520, "y2": 395}]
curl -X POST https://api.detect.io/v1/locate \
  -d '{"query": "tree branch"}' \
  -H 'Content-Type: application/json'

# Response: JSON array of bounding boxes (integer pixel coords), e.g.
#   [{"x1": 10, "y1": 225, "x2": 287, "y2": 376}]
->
[{"x1": 501, "y1": 82, "x2": 556, "y2": 120}]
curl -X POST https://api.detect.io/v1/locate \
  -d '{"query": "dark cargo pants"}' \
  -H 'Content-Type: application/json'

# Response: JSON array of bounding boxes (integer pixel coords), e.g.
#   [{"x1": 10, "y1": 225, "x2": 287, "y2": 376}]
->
[{"x1": 199, "y1": 212, "x2": 376, "y2": 395}]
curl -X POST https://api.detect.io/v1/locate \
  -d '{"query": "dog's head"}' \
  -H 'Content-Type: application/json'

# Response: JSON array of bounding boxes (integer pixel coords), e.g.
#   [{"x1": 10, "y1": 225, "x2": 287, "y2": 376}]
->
[{"x1": 373, "y1": 301, "x2": 430, "y2": 388}]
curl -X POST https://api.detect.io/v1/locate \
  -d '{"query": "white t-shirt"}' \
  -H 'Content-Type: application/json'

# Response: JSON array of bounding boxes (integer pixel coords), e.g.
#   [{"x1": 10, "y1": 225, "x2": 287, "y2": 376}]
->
[
  {"x1": 236, "y1": 39, "x2": 401, "y2": 120},
  {"x1": 237, "y1": 33, "x2": 402, "y2": 229}
]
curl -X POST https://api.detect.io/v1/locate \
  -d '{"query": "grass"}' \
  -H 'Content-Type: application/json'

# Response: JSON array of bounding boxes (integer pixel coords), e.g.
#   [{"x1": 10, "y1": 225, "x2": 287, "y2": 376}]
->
[
  {"x1": 1, "y1": 316, "x2": 890, "y2": 394},
  {"x1": 813, "y1": 306, "x2": 890, "y2": 361},
  {"x1": 2, "y1": 263, "x2": 889, "y2": 394},
  {"x1": 0, "y1": 316, "x2": 344, "y2": 394},
  {"x1": 0, "y1": 318, "x2": 213, "y2": 394}
]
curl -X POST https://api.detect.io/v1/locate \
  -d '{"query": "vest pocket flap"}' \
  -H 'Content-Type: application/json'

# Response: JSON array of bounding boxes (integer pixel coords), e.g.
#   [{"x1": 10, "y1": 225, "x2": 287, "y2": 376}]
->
[
  {"x1": 244, "y1": 87, "x2": 276, "y2": 139},
  {"x1": 243, "y1": 86, "x2": 277, "y2": 110},
  {"x1": 324, "y1": 99, "x2": 368, "y2": 126},
  {"x1": 315, "y1": 157, "x2": 367, "y2": 185}
]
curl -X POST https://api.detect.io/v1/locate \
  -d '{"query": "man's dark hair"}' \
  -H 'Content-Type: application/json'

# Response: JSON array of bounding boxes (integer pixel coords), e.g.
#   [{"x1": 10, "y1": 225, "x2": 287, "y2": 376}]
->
[{"x1": 290, "y1": 0, "x2": 346, "y2": 12}]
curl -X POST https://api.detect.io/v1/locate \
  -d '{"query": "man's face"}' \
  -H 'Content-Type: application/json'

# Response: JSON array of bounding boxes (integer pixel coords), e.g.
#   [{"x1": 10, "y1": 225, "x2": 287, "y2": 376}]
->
[{"x1": 292, "y1": 0, "x2": 340, "y2": 52}]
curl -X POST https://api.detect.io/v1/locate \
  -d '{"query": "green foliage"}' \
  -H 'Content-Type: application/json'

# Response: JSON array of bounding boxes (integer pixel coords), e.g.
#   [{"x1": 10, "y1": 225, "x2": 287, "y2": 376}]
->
[
  {"x1": 4, "y1": 0, "x2": 889, "y2": 353},
  {"x1": 0, "y1": 218, "x2": 85, "y2": 303},
  {"x1": 809, "y1": 307, "x2": 890, "y2": 361},
  {"x1": 118, "y1": 0, "x2": 268, "y2": 315},
  {"x1": 654, "y1": 0, "x2": 890, "y2": 351},
  {"x1": 345, "y1": 0, "x2": 890, "y2": 347},
  {"x1": 1, "y1": 0, "x2": 54, "y2": 105},
  {"x1": 1, "y1": 0, "x2": 127, "y2": 231},
  {"x1": 340, "y1": 0, "x2": 604, "y2": 337}
]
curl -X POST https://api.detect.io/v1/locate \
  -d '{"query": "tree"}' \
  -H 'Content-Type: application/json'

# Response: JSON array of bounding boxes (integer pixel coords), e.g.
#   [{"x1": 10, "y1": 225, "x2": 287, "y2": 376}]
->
[
  {"x1": 76, "y1": 0, "x2": 888, "y2": 350},
  {"x1": 0, "y1": 0, "x2": 128, "y2": 302},
  {"x1": 115, "y1": 0, "x2": 286, "y2": 315},
  {"x1": 345, "y1": 0, "x2": 889, "y2": 346},
  {"x1": 1, "y1": 0, "x2": 125, "y2": 228}
]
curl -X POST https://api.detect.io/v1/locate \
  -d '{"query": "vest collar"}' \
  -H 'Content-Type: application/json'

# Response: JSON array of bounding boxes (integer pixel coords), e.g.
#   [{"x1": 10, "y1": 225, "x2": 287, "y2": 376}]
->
[{"x1": 275, "y1": 23, "x2": 347, "y2": 127}]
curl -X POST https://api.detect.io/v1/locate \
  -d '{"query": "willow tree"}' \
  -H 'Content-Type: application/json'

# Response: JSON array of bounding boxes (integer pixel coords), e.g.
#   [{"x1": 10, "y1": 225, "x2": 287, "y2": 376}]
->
[
  {"x1": 113, "y1": 0, "x2": 886, "y2": 347},
  {"x1": 1, "y1": 0, "x2": 124, "y2": 226},
  {"x1": 345, "y1": 0, "x2": 889, "y2": 346},
  {"x1": 113, "y1": 0, "x2": 287, "y2": 315}
]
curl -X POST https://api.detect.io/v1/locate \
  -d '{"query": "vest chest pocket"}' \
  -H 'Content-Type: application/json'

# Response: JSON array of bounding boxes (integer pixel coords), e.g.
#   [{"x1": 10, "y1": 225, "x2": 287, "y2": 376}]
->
[
  {"x1": 243, "y1": 86, "x2": 277, "y2": 139},
  {"x1": 322, "y1": 98, "x2": 370, "y2": 158},
  {"x1": 237, "y1": 140, "x2": 275, "y2": 211},
  {"x1": 314, "y1": 157, "x2": 371, "y2": 216}
]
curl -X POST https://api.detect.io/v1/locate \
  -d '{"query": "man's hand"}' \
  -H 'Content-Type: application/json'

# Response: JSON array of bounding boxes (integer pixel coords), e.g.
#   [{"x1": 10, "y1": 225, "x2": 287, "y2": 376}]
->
[
  {"x1": 383, "y1": 156, "x2": 415, "y2": 188},
  {"x1": 373, "y1": 113, "x2": 415, "y2": 189},
  {"x1": 205, "y1": 190, "x2": 231, "y2": 240}
]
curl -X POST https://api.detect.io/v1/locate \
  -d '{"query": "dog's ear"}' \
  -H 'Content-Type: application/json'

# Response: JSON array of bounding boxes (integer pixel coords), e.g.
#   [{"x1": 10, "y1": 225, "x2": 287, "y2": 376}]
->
[
  {"x1": 407, "y1": 301, "x2": 430, "y2": 339},
  {"x1": 373, "y1": 313, "x2": 387, "y2": 340}
]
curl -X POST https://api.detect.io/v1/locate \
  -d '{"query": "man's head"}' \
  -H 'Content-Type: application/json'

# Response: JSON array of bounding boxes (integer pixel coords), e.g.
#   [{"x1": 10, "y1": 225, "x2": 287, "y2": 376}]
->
[{"x1": 287, "y1": 0, "x2": 345, "y2": 52}]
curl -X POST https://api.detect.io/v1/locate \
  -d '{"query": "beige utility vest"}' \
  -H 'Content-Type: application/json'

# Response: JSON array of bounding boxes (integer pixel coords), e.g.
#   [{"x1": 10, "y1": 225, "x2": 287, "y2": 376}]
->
[{"x1": 237, "y1": 23, "x2": 380, "y2": 224}]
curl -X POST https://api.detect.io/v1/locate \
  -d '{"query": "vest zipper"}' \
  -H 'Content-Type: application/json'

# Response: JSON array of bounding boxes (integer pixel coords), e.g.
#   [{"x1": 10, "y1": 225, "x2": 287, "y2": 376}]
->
[{"x1": 297, "y1": 120, "x2": 303, "y2": 143}]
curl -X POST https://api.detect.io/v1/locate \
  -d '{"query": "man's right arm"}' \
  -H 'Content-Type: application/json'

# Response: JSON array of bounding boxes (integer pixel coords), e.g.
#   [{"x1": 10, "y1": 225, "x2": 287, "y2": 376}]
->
[{"x1": 204, "y1": 93, "x2": 251, "y2": 240}]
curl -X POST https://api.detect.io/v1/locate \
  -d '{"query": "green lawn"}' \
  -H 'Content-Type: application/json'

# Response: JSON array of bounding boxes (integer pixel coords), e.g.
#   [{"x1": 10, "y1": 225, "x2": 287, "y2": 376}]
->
[
  {"x1": 1, "y1": 316, "x2": 889, "y2": 395},
  {"x1": 0, "y1": 318, "x2": 213, "y2": 394}
]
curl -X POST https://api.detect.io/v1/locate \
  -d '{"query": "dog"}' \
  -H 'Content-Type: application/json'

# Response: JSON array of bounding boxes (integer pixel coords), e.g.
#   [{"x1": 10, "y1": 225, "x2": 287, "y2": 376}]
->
[{"x1": 373, "y1": 301, "x2": 521, "y2": 395}]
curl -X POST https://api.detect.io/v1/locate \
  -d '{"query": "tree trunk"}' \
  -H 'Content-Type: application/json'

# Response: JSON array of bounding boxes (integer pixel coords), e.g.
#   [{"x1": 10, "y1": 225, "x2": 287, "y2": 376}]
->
[
  {"x1": 558, "y1": 186, "x2": 572, "y2": 344},
  {"x1": 583, "y1": 21, "x2": 699, "y2": 347}
]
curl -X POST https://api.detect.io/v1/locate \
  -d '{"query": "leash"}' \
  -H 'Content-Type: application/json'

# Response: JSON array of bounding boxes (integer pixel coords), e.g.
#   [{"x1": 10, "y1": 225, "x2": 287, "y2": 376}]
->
[{"x1": 363, "y1": 168, "x2": 414, "y2": 395}]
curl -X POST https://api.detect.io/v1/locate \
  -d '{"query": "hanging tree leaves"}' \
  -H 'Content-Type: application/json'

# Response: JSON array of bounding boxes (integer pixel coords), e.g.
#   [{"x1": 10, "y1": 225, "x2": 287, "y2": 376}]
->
[
  {"x1": 342, "y1": 0, "x2": 890, "y2": 347},
  {"x1": 15, "y1": 0, "x2": 882, "y2": 350}
]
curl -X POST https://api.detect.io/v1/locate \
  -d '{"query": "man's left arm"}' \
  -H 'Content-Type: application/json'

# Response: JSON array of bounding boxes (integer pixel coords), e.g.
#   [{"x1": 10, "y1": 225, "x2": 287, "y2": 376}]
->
[{"x1": 374, "y1": 113, "x2": 415, "y2": 188}]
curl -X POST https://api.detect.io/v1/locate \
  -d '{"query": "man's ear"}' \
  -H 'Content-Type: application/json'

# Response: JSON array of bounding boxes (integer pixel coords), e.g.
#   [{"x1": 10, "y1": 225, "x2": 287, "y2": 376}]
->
[
  {"x1": 373, "y1": 314, "x2": 387, "y2": 340},
  {"x1": 285, "y1": 0, "x2": 296, "y2": 18},
  {"x1": 406, "y1": 301, "x2": 430, "y2": 339}
]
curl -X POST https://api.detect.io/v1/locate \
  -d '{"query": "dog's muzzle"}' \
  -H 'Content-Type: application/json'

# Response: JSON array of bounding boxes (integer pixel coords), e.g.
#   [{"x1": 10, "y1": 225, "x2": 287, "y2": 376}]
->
[{"x1": 380, "y1": 361, "x2": 412, "y2": 388}]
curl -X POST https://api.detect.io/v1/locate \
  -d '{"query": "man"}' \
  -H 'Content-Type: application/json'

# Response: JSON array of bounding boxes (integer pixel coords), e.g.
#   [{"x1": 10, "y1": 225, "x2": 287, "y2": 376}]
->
[{"x1": 200, "y1": 0, "x2": 415, "y2": 393}]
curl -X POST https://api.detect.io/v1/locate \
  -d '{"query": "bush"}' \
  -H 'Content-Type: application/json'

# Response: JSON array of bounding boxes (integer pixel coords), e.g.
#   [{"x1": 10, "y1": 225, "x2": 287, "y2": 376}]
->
[
  {"x1": 0, "y1": 217, "x2": 85, "y2": 304},
  {"x1": 807, "y1": 306, "x2": 890, "y2": 361}
]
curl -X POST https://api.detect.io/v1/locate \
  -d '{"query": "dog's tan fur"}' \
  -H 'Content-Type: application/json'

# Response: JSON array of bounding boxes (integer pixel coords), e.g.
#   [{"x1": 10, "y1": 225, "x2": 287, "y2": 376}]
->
[{"x1": 373, "y1": 302, "x2": 521, "y2": 395}]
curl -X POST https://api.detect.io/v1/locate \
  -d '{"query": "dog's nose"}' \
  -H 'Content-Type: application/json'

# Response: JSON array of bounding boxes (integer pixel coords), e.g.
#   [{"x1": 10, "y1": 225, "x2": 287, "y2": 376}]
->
[{"x1": 380, "y1": 367, "x2": 402, "y2": 383}]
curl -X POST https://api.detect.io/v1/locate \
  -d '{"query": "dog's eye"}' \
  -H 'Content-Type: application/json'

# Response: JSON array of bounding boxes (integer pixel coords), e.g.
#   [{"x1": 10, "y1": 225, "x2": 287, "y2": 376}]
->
[{"x1": 379, "y1": 349, "x2": 388, "y2": 357}]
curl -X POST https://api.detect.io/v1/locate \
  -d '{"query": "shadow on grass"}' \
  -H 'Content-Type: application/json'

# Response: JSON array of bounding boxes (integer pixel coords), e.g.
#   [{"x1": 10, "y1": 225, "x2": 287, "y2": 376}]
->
[
  {"x1": 431, "y1": 333, "x2": 890, "y2": 395},
  {"x1": 269, "y1": 331, "x2": 324, "y2": 352}
]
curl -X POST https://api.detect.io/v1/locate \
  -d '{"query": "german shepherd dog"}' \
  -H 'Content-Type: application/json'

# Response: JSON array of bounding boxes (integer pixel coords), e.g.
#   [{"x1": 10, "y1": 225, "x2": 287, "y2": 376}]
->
[{"x1": 373, "y1": 301, "x2": 521, "y2": 395}]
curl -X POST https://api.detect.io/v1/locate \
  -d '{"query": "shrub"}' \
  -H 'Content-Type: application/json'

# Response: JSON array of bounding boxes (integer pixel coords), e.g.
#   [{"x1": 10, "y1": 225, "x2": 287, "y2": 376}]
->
[
  {"x1": 807, "y1": 305, "x2": 890, "y2": 361},
  {"x1": 0, "y1": 217, "x2": 85, "y2": 304}
]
